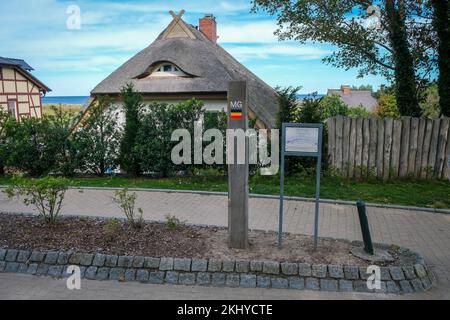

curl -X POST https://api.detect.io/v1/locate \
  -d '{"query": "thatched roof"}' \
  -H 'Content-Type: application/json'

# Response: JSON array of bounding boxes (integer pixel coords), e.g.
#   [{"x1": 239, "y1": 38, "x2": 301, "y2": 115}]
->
[{"x1": 91, "y1": 14, "x2": 279, "y2": 128}]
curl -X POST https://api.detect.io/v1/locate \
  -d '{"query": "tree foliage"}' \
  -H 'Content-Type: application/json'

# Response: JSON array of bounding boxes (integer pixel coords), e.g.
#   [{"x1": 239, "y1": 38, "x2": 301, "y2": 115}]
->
[
  {"x1": 4, "y1": 107, "x2": 75, "y2": 177},
  {"x1": 0, "y1": 109, "x2": 13, "y2": 175},
  {"x1": 119, "y1": 84, "x2": 143, "y2": 176},
  {"x1": 75, "y1": 96, "x2": 121, "y2": 176},
  {"x1": 431, "y1": 0, "x2": 450, "y2": 116},
  {"x1": 376, "y1": 94, "x2": 400, "y2": 118},
  {"x1": 252, "y1": 0, "x2": 436, "y2": 115},
  {"x1": 135, "y1": 99, "x2": 204, "y2": 177}
]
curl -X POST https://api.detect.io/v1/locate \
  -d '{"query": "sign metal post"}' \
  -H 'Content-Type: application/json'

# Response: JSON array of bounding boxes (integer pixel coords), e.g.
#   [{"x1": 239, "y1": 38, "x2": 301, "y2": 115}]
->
[{"x1": 279, "y1": 123, "x2": 323, "y2": 250}]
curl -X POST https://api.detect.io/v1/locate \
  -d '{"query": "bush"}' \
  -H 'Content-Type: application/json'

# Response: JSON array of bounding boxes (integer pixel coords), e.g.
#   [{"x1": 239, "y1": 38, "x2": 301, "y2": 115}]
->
[
  {"x1": 420, "y1": 83, "x2": 440, "y2": 119},
  {"x1": 376, "y1": 94, "x2": 400, "y2": 118},
  {"x1": 46, "y1": 105, "x2": 82, "y2": 176},
  {"x1": 4, "y1": 175, "x2": 69, "y2": 224},
  {"x1": 136, "y1": 99, "x2": 204, "y2": 177},
  {"x1": 75, "y1": 96, "x2": 121, "y2": 176},
  {"x1": 119, "y1": 84, "x2": 144, "y2": 176},
  {"x1": 3, "y1": 106, "x2": 79, "y2": 177},
  {"x1": 317, "y1": 94, "x2": 350, "y2": 120},
  {"x1": 113, "y1": 188, "x2": 144, "y2": 229},
  {"x1": 276, "y1": 86, "x2": 302, "y2": 126},
  {"x1": 0, "y1": 109, "x2": 13, "y2": 175},
  {"x1": 348, "y1": 106, "x2": 372, "y2": 118},
  {"x1": 5, "y1": 117, "x2": 59, "y2": 176},
  {"x1": 165, "y1": 215, "x2": 182, "y2": 230}
]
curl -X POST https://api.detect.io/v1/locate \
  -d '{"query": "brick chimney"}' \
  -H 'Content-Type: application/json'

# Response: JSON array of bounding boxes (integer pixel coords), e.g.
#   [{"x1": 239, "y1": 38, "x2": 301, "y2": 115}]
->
[
  {"x1": 341, "y1": 85, "x2": 352, "y2": 95},
  {"x1": 199, "y1": 14, "x2": 218, "y2": 43}
]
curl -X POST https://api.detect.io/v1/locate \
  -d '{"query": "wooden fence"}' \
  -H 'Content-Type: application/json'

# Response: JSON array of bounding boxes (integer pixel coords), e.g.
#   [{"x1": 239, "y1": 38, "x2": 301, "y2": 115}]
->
[{"x1": 327, "y1": 116, "x2": 450, "y2": 180}]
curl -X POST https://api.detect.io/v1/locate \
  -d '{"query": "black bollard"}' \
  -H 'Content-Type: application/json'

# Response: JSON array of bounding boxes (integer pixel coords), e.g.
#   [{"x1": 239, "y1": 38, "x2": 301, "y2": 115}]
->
[{"x1": 356, "y1": 200, "x2": 374, "y2": 255}]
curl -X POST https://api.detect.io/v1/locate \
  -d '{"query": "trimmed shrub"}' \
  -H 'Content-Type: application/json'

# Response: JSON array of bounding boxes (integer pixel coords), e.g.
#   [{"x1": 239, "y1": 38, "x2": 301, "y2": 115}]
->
[{"x1": 4, "y1": 175, "x2": 69, "y2": 224}]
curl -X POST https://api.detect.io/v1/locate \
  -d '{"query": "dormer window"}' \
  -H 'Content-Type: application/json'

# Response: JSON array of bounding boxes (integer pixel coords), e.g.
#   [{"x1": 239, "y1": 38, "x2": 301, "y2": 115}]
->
[{"x1": 149, "y1": 62, "x2": 187, "y2": 78}]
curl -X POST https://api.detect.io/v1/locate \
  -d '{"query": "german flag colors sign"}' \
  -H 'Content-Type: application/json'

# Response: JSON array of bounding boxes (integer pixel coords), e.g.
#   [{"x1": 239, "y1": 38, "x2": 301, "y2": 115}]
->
[{"x1": 230, "y1": 108, "x2": 243, "y2": 120}]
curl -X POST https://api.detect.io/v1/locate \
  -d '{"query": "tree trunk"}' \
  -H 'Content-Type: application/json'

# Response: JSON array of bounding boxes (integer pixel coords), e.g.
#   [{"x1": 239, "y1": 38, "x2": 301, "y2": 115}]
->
[
  {"x1": 385, "y1": 0, "x2": 421, "y2": 116},
  {"x1": 432, "y1": 0, "x2": 450, "y2": 117}
]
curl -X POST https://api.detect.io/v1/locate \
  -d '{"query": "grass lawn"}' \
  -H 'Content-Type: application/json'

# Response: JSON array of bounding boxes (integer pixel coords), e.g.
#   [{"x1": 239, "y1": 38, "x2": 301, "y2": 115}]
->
[
  {"x1": 42, "y1": 104, "x2": 83, "y2": 117},
  {"x1": 1, "y1": 174, "x2": 449, "y2": 209}
]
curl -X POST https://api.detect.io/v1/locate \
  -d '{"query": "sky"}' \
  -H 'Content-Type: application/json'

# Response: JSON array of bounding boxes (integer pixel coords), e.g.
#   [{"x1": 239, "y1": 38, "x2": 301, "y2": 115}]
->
[{"x1": 0, "y1": 0, "x2": 387, "y2": 96}]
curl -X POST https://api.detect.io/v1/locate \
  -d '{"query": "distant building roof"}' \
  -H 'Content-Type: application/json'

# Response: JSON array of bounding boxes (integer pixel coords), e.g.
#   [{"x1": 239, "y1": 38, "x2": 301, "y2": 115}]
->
[
  {"x1": 0, "y1": 56, "x2": 50, "y2": 92},
  {"x1": 0, "y1": 57, "x2": 34, "y2": 71},
  {"x1": 327, "y1": 86, "x2": 377, "y2": 111}
]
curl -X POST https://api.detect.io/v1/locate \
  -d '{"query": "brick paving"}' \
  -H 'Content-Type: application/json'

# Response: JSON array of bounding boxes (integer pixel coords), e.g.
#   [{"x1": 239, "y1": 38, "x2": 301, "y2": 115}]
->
[
  {"x1": 1, "y1": 188, "x2": 450, "y2": 299},
  {"x1": 0, "y1": 273, "x2": 447, "y2": 300}
]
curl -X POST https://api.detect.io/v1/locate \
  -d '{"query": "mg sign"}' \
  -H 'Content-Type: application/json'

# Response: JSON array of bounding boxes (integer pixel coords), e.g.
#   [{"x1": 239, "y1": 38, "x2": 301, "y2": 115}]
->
[{"x1": 230, "y1": 100, "x2": 243, "y2": 120}]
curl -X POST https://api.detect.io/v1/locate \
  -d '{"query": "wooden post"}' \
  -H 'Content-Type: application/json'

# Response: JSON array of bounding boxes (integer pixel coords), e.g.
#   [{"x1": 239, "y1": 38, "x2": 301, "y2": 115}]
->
[
  {"x1": 376, "y1": 118, "x2": 385, "y2": 178},
  {"x1": 227, "y1": 81, "x2": 249, "y2": 249}
]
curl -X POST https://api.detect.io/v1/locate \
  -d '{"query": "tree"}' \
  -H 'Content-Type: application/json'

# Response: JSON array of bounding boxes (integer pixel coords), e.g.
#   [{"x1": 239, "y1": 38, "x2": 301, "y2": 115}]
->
[
  {"x1": 376, "y1": 94, "x2": 400, "y2": 118},
  {"x1": 46, "y1": 105, "x2": 82, "y2": 176},
  {"x1": 431, "y1": 0, "x2": 450, "y2": 116},
  {"x1": 385, "y1": 0, "x2": 421, "y2": 116},
  {"x1": 76, "y1": 96, "x2": 121, "y2": 176},
  {"x1": 275, "y1": 86, "x2": 302, "y2": 127},
  {"x1": 252, "y1": 0, "x2": 431, "y2": 115},
  {"x1": 119, "y1": 84, "x2": 143, "y2": 176}
]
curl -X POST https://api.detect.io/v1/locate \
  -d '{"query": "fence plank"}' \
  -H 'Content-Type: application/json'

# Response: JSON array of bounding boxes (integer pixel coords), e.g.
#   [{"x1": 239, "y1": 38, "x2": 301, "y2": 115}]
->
[
  {"x1": 327, "y1": 116, "x2": 449, "y2": 180},
  {"x1": 348, "y1": 118, "x2": 357, "y2": 178},
  {"x1": 362, "y1": 118, "x2": 370, "y2": 178},
  {"x1": 436, "y1": 118, "x2": 449, "y2": 178},
  {"x1": 369, "y1": 118, "x2": 377, "y2": 173},
  {"x1": 355, "y1": 118, "x2": 364, "y2": 179},
  {"x1": 420, "y1": 119, "x2": 434, "y2": 179},
  {"x1": 408, "y1": 117, "x2": 419, "y2": 176},
  {"x1": 335, "y1": 116, "x2": 344, "y2": 171},
  {"x1": 342, "y1": 117, "x2": 351, "y2": 177},
  {"x1": 376, "y1": 118, "x2": 385, "y2": 178},
  {"x1": 383, "y1": 118, "x2": 393, "y2": 180},
  {"x1": 327, "y1": 117, "x2": 335, "y2": 168},
  {"x1": 415, "y1": 118, "x2": 427, "y2": 178},
  {"x1": 390, "y1": 119, "x2": 402, "y2": 179},
  {"x1": 443, "y1": 120, "x2": 450, "y2": 180},
  {"x1": 399, "y1": 117, "x2": 411, "y2": 178},
  {"x1": 427, "y1": 119, "x2": 441, "y2": 179}
]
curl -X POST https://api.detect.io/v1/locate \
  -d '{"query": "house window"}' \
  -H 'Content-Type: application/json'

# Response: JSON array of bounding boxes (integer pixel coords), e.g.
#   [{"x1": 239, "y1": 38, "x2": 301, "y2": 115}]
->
[
  {"x1": 7, "y1": 100, "x2": 17, "y2": 118},
  {"x1": 0, "y1": 67, "x2": 3, "y2": 80},
  {"x1": 150, "y1": 63, "x2": 186, "y2": 77}
]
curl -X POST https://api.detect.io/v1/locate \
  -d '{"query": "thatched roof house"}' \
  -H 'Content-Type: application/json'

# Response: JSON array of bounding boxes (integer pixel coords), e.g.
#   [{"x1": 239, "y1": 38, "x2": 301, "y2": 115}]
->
[{"x1": 85, "y1": 11, "x2": 279, "y2": 129}]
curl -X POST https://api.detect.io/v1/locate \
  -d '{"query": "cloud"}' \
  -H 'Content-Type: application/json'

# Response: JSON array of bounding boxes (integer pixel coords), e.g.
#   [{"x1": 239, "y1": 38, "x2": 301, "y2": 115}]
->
[
  {"x1": 224, "y1": 44, "x2": 331, "y2": 60},
  {"x1": 218, "y1": 21, "x2": 279, "y2": 43},
  {"x1": 0, "y1": 0, "x2": 385, "y2": 96}
]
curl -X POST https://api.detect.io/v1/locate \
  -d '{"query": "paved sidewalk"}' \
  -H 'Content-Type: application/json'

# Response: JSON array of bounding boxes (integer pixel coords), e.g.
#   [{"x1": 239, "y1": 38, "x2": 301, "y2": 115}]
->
[
  {"x1": 0, "y1": 273, "x2": 446, "y2": 300},
  {"x1": 1, "y1": 188, "x2": 450, "y2": 298}
]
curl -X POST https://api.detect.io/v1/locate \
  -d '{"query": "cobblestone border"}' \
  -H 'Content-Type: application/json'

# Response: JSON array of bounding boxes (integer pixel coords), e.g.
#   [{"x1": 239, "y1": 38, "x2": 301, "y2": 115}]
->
[{"x1": 0, "y1": 247, "x2": 435, "y2": 294}]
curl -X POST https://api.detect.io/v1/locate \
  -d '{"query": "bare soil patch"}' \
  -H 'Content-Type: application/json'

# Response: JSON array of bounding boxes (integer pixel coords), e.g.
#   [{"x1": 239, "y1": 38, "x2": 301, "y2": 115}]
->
[{"x1": 0, "y1": 213, "x2": 416, "y2": 266}]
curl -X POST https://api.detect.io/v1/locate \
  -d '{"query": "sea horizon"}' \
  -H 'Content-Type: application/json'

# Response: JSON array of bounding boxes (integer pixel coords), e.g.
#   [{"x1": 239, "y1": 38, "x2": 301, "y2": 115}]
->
[{"x1": 42, "y1": 94, "x2": 326, "y2": 105}]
